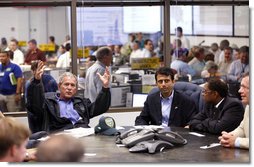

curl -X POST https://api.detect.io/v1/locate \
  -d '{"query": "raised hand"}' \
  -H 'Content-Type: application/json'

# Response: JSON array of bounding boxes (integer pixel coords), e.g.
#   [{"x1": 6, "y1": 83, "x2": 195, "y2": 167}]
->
[
  {"x1": 97, "y1": 66, "x2": 110, "y2": 88},
  {"x1": 34, "y1": 61, "x2": 45, "y2": 80}
]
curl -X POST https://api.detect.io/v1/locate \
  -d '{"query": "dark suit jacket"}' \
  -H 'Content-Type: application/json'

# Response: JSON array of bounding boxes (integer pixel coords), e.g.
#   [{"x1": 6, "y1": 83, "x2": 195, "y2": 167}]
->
[
  {"x1": 135, "y1": 91, "x2": 198, "y2": 127},
  {"x1": 189, "y1": 96, "x2": 244, "y2": 135}
]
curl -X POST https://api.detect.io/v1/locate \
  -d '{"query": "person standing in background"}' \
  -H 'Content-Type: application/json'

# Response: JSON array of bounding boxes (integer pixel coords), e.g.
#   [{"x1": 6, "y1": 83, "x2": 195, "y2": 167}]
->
[
  {"x1": 7, "y1": 39, "x2": 25, "y2": 65},
  {"x1": 136, "y1": 32, "x2": 145, "y2": 49},
  {"x1": 46, "y1": 36, "x2": 59, "y2": 58},
  {"x1": 56, "y1": 43, "x2": 71, "y2": 68},
  {"x1": 24, "y1": 39, "x2": 46, "y2": 65},
  {"x1": 0, "y1": 37, "x2": 8, "y2": 51},
  {"x1": 175, "y1": 27, "x2": 190, "y2": 49},
  {"x1": 188, "y1": 46, "x2": 206, "y2": 79},
  {"x1": 85, "y1": 47, "x2": 112, "y2": 103},
  {"x1": 0, "y1": 50, "x2": 23, "y2": 112}
]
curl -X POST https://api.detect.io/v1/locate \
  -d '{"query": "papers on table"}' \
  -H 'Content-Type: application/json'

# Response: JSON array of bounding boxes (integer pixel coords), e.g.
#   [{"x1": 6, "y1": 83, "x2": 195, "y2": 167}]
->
[
  {"x1": 60, "y1": 127, "x2": 95, "y2": 138},
  {"x1": 189, "y1": 132, "x2": 205, "y2": 137},
  {"x1": 134, "y1": 125, "x2": 165, "y2": 130},
  {"x1": 38, "y1": 127, "x2": 95, "y2": 141},
  {"x1": 200, "y1": 143, "x2": 221, "y2": 149}
]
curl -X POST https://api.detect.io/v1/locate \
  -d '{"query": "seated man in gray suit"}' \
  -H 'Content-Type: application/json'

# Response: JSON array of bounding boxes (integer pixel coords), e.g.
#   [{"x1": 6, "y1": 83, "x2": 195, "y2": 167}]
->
[
  {"x1": 189, "y1": 79, "x2": 244, "y2": 135},
  {"x1": 135, "y1": 67, "x2": 197, "y2": 127}
]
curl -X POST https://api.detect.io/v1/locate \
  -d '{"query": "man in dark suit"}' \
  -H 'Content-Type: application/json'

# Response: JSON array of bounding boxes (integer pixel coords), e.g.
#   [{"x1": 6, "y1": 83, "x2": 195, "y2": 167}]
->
[
  {"x1": 189, "y1": 79, "x2": 244, "y2": 135},
  {"x1": 135, "y1": 67, "x2": 197, "y2": 127}
]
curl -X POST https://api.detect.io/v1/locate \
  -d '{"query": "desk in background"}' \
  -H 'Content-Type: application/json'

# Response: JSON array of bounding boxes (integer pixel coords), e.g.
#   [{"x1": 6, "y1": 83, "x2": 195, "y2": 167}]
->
[{"x1": 80, "y1": 127, "x2": 249, "y2": 163}]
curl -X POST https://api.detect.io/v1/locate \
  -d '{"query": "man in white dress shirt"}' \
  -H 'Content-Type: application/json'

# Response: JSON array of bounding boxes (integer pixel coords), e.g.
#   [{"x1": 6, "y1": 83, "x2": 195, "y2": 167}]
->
[{"x1": 5, "y1": 39, "x2": 24, "y2": 65}]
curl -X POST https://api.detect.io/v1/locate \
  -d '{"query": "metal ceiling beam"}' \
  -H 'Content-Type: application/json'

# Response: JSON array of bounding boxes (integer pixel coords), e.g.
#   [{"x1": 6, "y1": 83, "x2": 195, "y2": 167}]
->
[
  {"x1": 0, "y1": 1, "x2": 71, "y2": 7},
  {"x1": 0, "y1": 1, "x2": 248, "y2": 7}
]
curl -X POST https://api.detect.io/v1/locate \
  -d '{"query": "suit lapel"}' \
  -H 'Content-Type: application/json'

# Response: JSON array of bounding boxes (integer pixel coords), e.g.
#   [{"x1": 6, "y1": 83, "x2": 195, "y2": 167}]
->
[
  {"x1": 169, "y1": 91, "x2": 178, "y2": 123},
  {"x1": 153, "y1": 92, "x2": 162, "y2": 123}
]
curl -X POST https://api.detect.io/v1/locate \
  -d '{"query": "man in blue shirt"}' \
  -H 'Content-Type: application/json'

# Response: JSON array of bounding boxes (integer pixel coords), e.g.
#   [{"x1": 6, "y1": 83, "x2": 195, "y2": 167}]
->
[
  {"x1": 0, "y1": 50, "x2": 23, "y2": 112},
  {"x1": 26, "y1": 60, "x2": 111, "y2": 133},
  {"x1": 135, "y1": 67, "x2": 197, "y2": 127}
]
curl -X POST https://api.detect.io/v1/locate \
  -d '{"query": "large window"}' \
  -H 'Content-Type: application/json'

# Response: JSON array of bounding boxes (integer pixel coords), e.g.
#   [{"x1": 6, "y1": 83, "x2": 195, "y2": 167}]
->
[
  {"x1": 170, "y1": 5, "x2": 249, "y2": 37},
  {"x1": 193, "y1": 6, "x2": 233, "y2": 36},
  {"x1": 76, "y1": 6, "x2": 162, "y2": 47}
]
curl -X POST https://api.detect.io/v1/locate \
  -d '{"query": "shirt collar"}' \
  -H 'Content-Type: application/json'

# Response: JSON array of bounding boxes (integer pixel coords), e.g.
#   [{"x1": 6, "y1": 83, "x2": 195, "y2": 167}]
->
[
  {"x1": 160, "y1": 90, "x2": 174, "y2": 101},
  {"x1": 95, "y1": 60, "x2": 106, "y2": 68},
  {"x1": 55, "y1": 94, "x2": 74, "y2": 103},
  {"x1": 215, "y1": 98, "x2": 225, "y2": 108}
]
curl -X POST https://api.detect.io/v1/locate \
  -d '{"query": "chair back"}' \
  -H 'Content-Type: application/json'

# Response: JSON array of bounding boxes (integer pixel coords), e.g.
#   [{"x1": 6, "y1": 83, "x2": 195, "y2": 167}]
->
[{"x1": 148, "y1": 82, "x2": 204, "y2": 112}]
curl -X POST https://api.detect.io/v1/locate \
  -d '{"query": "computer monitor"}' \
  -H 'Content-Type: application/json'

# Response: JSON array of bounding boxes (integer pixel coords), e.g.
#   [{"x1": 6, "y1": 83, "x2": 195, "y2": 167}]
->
[{"x1": 132, "y1": 94, "x2": 148, "y2": 107}]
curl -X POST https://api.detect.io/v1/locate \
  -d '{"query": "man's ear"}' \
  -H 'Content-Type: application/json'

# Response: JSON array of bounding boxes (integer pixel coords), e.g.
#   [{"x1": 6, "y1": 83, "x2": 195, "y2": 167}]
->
[{"x1": 9, "y1": 144, "x2": 17, "y2": 158}]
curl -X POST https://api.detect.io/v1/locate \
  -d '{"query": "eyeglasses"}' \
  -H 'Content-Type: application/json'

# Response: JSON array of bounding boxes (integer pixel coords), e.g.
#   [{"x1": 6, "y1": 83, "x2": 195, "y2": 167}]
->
[{"x1": 201, "y1": 89, "x2": 213, "y2": 94}]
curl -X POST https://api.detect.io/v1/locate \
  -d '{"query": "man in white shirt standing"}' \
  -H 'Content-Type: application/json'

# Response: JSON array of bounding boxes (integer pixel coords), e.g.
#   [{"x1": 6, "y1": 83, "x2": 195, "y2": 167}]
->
[
  {"x1": 6, "y1": 39, "x2": 24, "y2": 65},
  {"x1": 129, "y1": 40, "x2": 143, "y2": 64},
  {"x1": 142, "y1": 39, "x2": 154, "y2": 58},
  {"x1": 56, "y1": 43, "x2": 71, "y2": 68},
  {"x1": 175, "y1": 27, "x2": 190, "y2": 49}
]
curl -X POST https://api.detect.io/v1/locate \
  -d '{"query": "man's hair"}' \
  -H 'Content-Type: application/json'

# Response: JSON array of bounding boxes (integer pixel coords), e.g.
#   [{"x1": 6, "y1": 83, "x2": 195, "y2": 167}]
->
[
  {"x1": 49, "y1": 36, "x2": 55, "y2": 42},
  {"x1": 36, "y1": 134, "x2": 85, "y2": 162},
  {"x1": 207, "y1": 79, "x2": 228, "y2": 98},
  {"x1": 10, "y1": 39, "x2": 19, "y2": 45},
  {"x1": 176, "y1": 26, "x2": 183, "y2": 33},
  {"x1": 224, "y1": 46, "x2": 233, "y2": 53},
  {"x1": 219, "y1": 39, "x2": 230, "y2": 50},
  {"x1": 96, "y1": 46, "x2": 112, "y2": 61},
  {"x1": 155, "y1": 67, "x2": 176, "y2": 82},
  {"x1": 28, "y1": 39, "x2": 37, "y2": 45},
  {"x1": 0, "y1": 50, "x2": 13, "y2": 59},
  {"x1": 193, "y1": 47, "x2": 205, "y2": 58},
  {"x1": 58, "y1": 72, "x2": 77, "y2": 87},
  {"x1": 239, "y1": 45, "x2": 249, "y2": 54},
  {"x1": 144, "y1": 39, "x2": 152, "y2": 45},
  {"x1": 65, "y1": 43, "x2": 71, "y2": 51},
  {"x1": 0, "y1": 117, "x2": 31, "y2": 158}
]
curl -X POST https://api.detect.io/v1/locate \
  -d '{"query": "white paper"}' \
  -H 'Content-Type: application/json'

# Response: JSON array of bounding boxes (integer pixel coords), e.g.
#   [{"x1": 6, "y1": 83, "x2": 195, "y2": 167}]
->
[
  {"x1": 84, "y1": 153, "x2": 96, "y2": 156},
  {"x1": 189, "y1": 132, "x2": 205, "y2": 137},
  {"x1": 200, "y1": 143, "x2": 221, "y2": 149},
  {"x1": 60, "y1": 127, "x2": 95, "y2": 138}
]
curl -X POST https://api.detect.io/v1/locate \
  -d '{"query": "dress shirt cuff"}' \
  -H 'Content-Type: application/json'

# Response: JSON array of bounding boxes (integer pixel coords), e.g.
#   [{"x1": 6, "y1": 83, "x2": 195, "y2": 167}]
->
[{"x1": 234, "y1": 137, "x2": 240, "y2": 148}]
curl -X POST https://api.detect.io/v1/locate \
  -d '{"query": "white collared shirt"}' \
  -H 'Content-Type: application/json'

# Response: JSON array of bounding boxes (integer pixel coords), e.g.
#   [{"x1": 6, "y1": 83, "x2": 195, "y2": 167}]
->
[{"x1": 160, "y1": 90, "x2": 174, "y2": 127}]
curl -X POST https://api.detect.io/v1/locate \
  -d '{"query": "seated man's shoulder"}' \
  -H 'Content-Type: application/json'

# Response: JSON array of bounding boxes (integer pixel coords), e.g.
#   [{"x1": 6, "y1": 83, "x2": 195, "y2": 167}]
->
[{"x1": 225, "y1": 96, "x2": 243, "y2": 106}]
